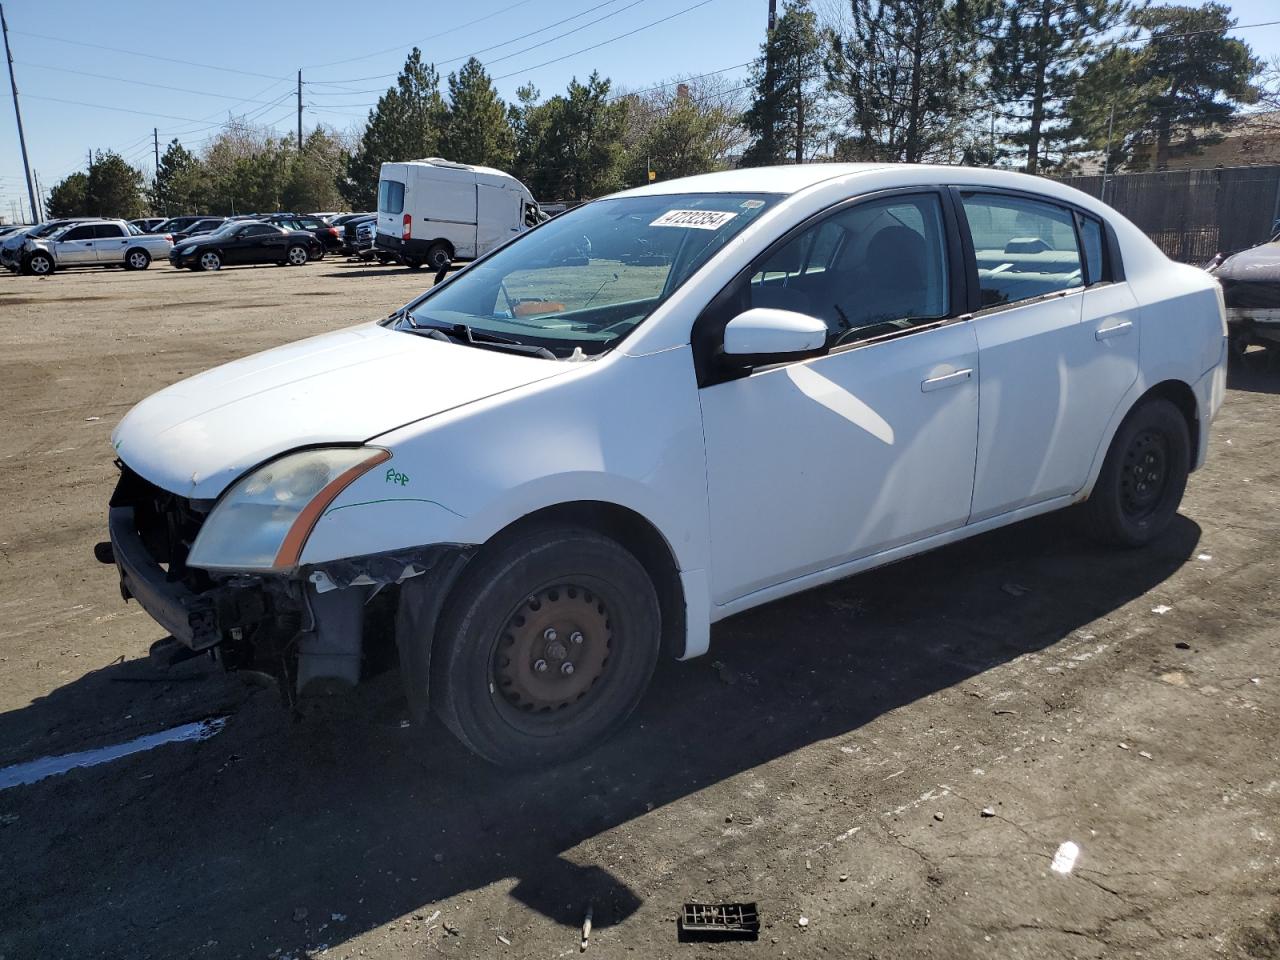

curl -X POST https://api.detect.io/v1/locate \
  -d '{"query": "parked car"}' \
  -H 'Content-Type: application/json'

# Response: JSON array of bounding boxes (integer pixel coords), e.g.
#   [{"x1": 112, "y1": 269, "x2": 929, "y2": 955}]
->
[
  {"x1": 103, "y1": 164, "x2": 1226, "y2": 767},
  {"x1": 341, "y1": 214, "x2": 376, "y2": 255},
  {"x1": 375, "y1": 158, "x2": 543, "y2": 270},
  {"x1": 18, "y1": 219, "x2": 170, "y2": 275},
  {"x1": 131, "y1": 217, "x2": 167, "y2": 233},
  {"x1": 0, "y1": 223, "x2": 32, "y2": 238},
  {"x1": 167, "y1": 220, "x2": 322, "y2": 271},
  {"x1": 1209, "y1": 240, "x2": 1280, "y2": 360},
  {"x1": 170, "y1": 217, "x2": 226, "y2": 243},
  {"x1": 1, "y1": 219, "x2": 83, "y2": 271},
  {"x1": 330, "y1": 212, "x2": 372, "y2": 230},
  {"x1": 153, "y1": 215, "x2": 216, "y2": 236},
  {"x1": 261, "y1": 213, "x2": 341, "y2": 253},
  {"x1": 354, "y1": 218, "x2": 393, "y2": 262}
]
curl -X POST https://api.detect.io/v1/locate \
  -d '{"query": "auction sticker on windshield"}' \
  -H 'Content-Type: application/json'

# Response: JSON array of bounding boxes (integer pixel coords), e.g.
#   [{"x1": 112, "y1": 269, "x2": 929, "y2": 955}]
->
[{"x1": 650, "y1": 209, "x2": 739, "y2": 230}]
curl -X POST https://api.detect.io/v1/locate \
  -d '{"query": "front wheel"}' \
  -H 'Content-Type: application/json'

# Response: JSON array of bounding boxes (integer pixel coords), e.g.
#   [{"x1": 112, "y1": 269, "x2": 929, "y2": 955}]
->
[
  {"x1": 23, "y1": 252, "x2": 53, "y2": 276},
  {"x1": 286, "y1": 245, "x2": 308, "y2": 266},
  {"x1": 198, "y1": 251, "x2": 222, "y2": 272},
  {"x1": 426, "y1": 526, "x2": 661, "y2": 767},
  {"x1": 1081, "y1": 398, "x2": 1190, "y2": 547}
]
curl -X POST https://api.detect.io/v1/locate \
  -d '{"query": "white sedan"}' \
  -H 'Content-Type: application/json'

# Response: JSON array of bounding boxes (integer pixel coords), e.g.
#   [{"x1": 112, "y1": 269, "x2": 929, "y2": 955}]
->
[{"x1": 104, "y1": 164, "x2": 1227, "y2": 766}]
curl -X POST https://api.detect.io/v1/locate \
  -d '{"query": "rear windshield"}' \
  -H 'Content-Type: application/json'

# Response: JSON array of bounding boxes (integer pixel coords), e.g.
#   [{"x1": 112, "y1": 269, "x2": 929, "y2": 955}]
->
[
  {"x1": 378, "y1": 179, "x2": 405, "y2": 215},
  {"x1": 395, "y1": 192, "x2": 779, "y2": 358}
]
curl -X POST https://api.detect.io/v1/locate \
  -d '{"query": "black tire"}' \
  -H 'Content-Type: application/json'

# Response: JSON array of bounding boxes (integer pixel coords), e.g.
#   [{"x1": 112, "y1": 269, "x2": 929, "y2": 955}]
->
[
  {"x1": 286, "y1": 245, "x2": 309, "y2": 266},
  {"x1": 22, "y1": 252, "x2": 53, "y2": 276},
  {"x1": 1082, "y1": 398, "x2": 1190, "y2": 548},
  {"x1": 124, "y1": 248, "x2": 151, "y2": 271},
  {"x1": 428, "y1": 525, "x2": 661, "y2": 768},
  {"x1": 425, "y1": 241, "x2": 452, "y2": 271}
]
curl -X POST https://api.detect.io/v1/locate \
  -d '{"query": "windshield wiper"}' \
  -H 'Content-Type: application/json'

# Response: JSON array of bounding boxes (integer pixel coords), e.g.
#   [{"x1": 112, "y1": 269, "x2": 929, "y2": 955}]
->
[{"x1": 405, "y1": 319, "x2": 557, "y2": 360}]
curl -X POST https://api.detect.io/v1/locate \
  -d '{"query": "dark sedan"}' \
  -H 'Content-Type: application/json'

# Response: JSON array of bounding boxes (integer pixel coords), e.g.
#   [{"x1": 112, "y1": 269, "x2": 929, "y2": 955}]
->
[
  {"x1": 168, "y1": 221, "x2": 322, "y2": 271},
  {"x1": 170, "y1": 217, "x2": 226, "y2": 243}
]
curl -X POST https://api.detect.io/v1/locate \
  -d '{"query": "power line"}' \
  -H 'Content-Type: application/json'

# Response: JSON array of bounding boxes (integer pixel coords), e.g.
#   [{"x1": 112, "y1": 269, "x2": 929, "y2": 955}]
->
[
  {"x1": 23, "y1": 93, "x2": 239, "y2": 125},
  {"x1": 10, "y1": 28, "x2": 290, "y2": 80},
  {"x1": 492, "y1": 0, "x2": 720, "y2": 81},
  {"x1": 15, "y1": 60, "x2": 301, "y2": 104},
  {"x1": 607, "y1": 61, "x2": 754, "y2": 102},
  {"x1": 307, "y1": 0, "x2": 638, "y2": 85},
  {"x1": 304, "y1": 0, "x2": 540, "y2": 70}
]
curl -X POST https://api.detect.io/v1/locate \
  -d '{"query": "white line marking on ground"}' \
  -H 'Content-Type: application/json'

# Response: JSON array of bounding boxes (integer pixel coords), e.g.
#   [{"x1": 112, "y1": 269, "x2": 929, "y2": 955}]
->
[{"x1": 0, "y1": 717, "x2": 226, "y2": 791}]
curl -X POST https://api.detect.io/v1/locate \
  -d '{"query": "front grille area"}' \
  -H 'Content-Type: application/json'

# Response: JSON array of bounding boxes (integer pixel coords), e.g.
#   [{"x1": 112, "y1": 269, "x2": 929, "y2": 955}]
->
[{"x1": 110, "y1": 463, "x2": 211, "y2": 589}]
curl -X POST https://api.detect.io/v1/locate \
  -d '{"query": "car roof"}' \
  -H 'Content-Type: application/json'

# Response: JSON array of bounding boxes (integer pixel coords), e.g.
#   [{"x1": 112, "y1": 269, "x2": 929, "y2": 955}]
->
[{"x1": 618, "y1": 163, "x2": 891, "y2": 198}]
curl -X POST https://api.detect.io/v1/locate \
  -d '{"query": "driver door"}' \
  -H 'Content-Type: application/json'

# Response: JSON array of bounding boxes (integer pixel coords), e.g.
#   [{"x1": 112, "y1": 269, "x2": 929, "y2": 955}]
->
[{"x1": 698, "y1": 190, "x2": 980, "y2": 605}]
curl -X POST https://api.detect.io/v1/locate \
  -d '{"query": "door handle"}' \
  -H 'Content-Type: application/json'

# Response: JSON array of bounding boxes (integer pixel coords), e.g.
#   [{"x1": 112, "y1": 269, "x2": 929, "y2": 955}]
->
[
  {"x1": 921, "y1": 368, "x2": 974, "y2": 392},
  {"x1": 1095, "y1": 320, "x2": 1133, "y2": 340}
]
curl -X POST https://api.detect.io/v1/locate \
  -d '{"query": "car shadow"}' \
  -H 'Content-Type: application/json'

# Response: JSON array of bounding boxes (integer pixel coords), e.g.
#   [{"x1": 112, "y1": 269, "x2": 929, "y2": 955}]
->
[{"x1": 0, "y1": 509, "x2": 1202, "y2": 957}]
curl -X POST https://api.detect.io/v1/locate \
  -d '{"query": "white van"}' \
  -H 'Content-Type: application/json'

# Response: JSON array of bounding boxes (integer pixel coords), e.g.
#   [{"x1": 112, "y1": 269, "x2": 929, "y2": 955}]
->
[{"x1": 375, "y1": 158, "x2": 543, "y2": 271}]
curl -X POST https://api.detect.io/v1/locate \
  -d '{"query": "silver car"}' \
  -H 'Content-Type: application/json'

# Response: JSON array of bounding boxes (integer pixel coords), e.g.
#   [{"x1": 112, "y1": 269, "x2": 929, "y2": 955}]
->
[{"x1": 19, "y1": 219, "x2": 173, "y2": 276}]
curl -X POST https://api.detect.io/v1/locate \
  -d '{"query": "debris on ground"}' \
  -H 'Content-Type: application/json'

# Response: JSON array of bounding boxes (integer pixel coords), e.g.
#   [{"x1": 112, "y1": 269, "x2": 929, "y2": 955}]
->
[
  {"x1": 678, "y1": 903, "x2": 760, "y2": 941},
  {"x1": 980, "y1": 807, "x2": 996, "y2": 818},
  {"x1": 497, "y1": 934, "x2": 511, "y2": 946},
  {"x1": 798, "y1": 916, "x2": 810, "y2": 928},
  {"x1": 933, "y1": 812, "x2": 945, "y2": 822},
  {"x1": 1152, "y1": 604, "x2": 1173, "y2": 615},
  {"x1": 1176, "y1": 641, "x2": 1191, "y2": 649},
  {"x1": 580, "y1": 903, "x2": 593, "y2": 951},
  {"x1": 1050, "y1": 841, "x2": 1080, "y2": 875}
]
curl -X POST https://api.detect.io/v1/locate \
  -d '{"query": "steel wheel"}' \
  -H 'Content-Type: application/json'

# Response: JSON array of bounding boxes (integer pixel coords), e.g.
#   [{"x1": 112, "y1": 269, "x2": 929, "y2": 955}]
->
[
  {"x1": 287, "y1": 245, "x2": 308, "y2": 266},
  {"x1": 1119, "y1": 428, "x2": 1169, "y2": 522},
  {"x1": 494, "y1": 585, "x2": 612, "y2": 713},
  {"x1": 199, "y1": 251, "x2": 221, "y2": 271}
]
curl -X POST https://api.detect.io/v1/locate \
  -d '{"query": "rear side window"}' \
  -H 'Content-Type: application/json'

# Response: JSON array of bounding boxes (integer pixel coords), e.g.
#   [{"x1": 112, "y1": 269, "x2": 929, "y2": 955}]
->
[
  {"x1": 94, "y1": 224, "x2": 125, "y2": 238},
  {"x1": 961, "y1": 193, "x2": 1083, "y2": 307},
  {"x1": 1077, "y1": 214, "x2": 1106, "y2": 284},
  {"x1": 379, "y1": 179, "x2": 405, "y2": 215},
  {"x1": 61, "y1": 225, "x2": 94, "y2": 241}
]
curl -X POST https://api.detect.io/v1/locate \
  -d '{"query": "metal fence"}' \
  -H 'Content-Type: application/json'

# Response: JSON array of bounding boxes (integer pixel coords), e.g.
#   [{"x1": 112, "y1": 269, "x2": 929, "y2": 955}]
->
[{"x1": 1056, "y1": 165, "x2": 1280, "y2": 262}]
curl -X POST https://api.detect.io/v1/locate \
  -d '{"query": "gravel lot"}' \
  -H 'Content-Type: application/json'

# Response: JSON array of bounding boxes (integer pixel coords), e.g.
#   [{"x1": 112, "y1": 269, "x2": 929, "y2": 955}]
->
[{"x1": 0, "y1": 258, "x2": 1278, "y2": 959}]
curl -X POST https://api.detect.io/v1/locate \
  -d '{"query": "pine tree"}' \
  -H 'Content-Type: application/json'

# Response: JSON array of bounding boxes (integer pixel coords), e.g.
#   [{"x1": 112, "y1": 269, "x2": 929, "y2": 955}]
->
[
  {"x1": 515, "y1": 74, "x2": 626, "y2": 201},
  {"x1": 742, "y1": 0, "x2": 824, "y2": 166},
  {"x1": 84, "y1": 151, "x2": 146, "y2": 218},
  {"x1": 989, "y1": 0, "x2": 1130, "y2": 173},
  {"x1": 342, "y1": 48, "x2": 448, "y2": 208},
  {"x1": 440, "y1": 57, "x2": 515, "y2": 169},
  {"x1": 1070, "y1": 3, "x2": 1261, "y2": 170},
  {"x1": 153, "y1": 139, "x2": 203, "y2": 214},
  {"x1": 46, "y1": 172, "x2": 89, "y2": 218},
  {"x1": 826, "y1": 0, "x2": 989, "y2": 164}
]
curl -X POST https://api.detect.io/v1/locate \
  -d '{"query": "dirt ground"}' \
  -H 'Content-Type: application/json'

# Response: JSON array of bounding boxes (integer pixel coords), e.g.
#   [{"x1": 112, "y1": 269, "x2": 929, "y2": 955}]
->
[{"x1": 0, "y1": 257, "x2": 1278, "y2": 960}]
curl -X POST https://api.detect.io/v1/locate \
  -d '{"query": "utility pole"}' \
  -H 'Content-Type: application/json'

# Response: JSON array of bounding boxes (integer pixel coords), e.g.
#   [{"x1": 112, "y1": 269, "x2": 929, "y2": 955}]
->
[
  {"x1": 297, "y1": 69, "x2": 303, "y2": 149},
  {"x1": 768, "y1": 0, "x2": 776, "y2": 31},
  {"x1": 1, "y1": 3, "x2": 38, "y2": 223},
  {"x1": 32, "y1": 168, "x2": 43, "y2": 220},
  {"x1": 153, "y1": 127, "x2": 160, "y2": 212},
  {"x1": 1100, "y1": 101, "x2": 1115, "y2": 202}
]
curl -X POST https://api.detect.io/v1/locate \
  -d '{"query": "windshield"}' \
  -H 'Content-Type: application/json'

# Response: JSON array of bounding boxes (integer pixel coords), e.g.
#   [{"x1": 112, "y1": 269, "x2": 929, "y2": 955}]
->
[{"x1": 396, "y1": 193, "x2": 779, "y2": 358}]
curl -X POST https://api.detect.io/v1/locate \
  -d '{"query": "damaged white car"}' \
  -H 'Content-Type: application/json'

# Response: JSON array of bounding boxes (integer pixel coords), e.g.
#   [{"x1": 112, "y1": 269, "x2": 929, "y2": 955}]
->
[{"x1": 102, "y1": 164, "x2": 1227, "y2": 766}]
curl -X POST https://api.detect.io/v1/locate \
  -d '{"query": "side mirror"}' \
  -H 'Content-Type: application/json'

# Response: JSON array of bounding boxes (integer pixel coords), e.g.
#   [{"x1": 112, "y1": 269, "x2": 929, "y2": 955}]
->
[{"x1": 722, "y1": 307, "x2": 829, "y2": 365}]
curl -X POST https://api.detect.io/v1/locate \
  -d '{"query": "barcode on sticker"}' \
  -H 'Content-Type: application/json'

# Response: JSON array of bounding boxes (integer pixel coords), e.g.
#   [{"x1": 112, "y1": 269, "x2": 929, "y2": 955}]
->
[{"x1": 650, "y1": 209, "x2": 738, "y2": 230}]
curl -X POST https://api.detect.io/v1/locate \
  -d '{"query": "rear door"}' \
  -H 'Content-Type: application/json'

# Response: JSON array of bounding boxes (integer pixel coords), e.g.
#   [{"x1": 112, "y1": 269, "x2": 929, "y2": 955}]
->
[
  {"x1": 93, "y1": 223, "x2": 129, "y2": 263},
  {"x1": 957, "y1": 190, "x2": 1138, "y2": 521},
  {"x1": 377, "y1": 174, "x2": 406, "y2": 244}
]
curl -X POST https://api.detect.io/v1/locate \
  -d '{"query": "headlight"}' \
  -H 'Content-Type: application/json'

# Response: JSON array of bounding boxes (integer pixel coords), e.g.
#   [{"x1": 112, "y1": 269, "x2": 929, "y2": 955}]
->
[
  {"x1": 178, "y1": 245, "x2": 195, "y2": 255},
  {"x1": 187, "y1": 447, "x2": 390, "y2": 572}
]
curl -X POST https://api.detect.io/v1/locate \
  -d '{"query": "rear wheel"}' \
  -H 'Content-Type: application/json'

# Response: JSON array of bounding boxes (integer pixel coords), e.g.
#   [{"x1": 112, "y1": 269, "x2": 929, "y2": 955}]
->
[
  {"x1": 286, "y1": 245, "x2": 308, "y2": 266},
  {"x1": 198, "y1": 251, "x2": 221, "y2": 272},
  {"x1": 1081, "y1": 398, "x2": 1190, "y2": 547},
  {"x1": 124, "y1": 248, "x2": 151, "y2": 271},
  {"x1": 427, "y1": 526, "x2": 661, "y2": 768},
  {"x1": 23, "y1": 252, "x2": 53, "y2": 276},
  {"x1": 425, "y1": 241, "x2": 452, "y2": 271}
]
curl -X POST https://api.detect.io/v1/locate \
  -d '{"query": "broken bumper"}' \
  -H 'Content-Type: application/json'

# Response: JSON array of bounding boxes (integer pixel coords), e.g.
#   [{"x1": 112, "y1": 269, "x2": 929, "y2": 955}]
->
[{"x1": 108, "y1": 506, "x2": 221, "y2": 650}]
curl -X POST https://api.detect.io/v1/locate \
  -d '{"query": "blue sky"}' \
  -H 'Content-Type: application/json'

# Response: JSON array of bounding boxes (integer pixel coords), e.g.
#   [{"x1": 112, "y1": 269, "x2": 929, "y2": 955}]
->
[{"x1": 2, "y1": 0, "x2": 1279, "y2": 221}]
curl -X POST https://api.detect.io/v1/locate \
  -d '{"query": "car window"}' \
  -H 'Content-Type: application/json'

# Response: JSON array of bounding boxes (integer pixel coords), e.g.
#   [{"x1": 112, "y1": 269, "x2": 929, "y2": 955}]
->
[
  {"x1": 379, "y1": 179, "x2": 405, "y2": 215},
  {"x1": 60, "y1": 225, "x2": 95, "y2": 241},
  {"x1": 299, "y1": 217, "x2": 323, "y2": 229},
  {"x1": 244, "y1": 224, "x2": 277, "y2": 237},
  {"x1": 747, "y1": 193, "x2": 951, "y2": 343},
  {"x1": 961, "y1": 193, "x2": 1083, "y2": 307},
  {"x1": 403, "y1": 192, "x2": 780, "y2": 357},
  {"x1": 94, "y1": 223, "x2": 125, "y2": 238},
  {"x1": 1077, "y1": 214, "x2": 1105, "y2": 285},
  {"x1": 127, "y1": 223, "x2": 144, "y2": 236}
]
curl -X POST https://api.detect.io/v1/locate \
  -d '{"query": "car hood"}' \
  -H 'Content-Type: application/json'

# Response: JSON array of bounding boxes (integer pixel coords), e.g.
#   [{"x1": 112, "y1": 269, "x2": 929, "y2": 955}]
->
[
  {"x1": 113, "y1": 323, "x2": 568, "y2": 499},
  {"x1": 1216, "y1": 242, "x2": 1280, "y2": 283}
]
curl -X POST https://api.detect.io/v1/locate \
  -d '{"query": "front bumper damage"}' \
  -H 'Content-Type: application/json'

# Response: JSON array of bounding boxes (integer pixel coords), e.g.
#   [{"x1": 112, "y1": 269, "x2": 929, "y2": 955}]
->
[{"x1": 103, "y1": 464, "x2": 472, "y2": 704}]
